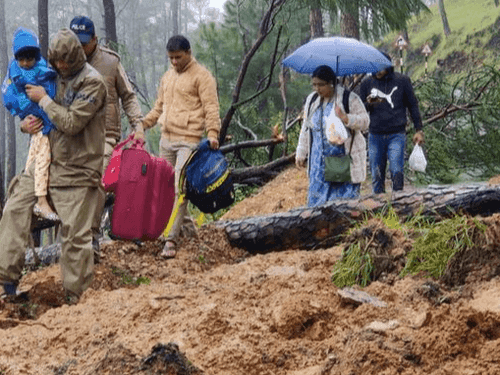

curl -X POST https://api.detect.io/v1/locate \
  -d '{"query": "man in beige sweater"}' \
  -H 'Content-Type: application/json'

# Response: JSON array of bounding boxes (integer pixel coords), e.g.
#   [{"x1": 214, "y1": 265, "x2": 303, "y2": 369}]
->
[{"x1": 135, "y1": 35, "x2": 221, "y2": 258}]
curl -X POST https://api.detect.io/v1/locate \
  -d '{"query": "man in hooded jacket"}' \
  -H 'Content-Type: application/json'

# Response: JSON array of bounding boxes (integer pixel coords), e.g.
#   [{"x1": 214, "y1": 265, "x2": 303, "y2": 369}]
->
[
  {"x1": 0, "y1": 28, "x2": 107, "y2": 301},
  {"x1": 359, "y1": 53, "x2": 424, "y2": 194}
]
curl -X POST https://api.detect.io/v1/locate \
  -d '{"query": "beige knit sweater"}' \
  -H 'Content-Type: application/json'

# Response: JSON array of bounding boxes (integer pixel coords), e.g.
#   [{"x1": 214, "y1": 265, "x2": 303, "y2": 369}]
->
[
  {"x1": 142, "y1": 57, "x2": 220, "y2": 143},
  {"x1": 296, "y1": 85, "x2": 369, "y2": 184}
]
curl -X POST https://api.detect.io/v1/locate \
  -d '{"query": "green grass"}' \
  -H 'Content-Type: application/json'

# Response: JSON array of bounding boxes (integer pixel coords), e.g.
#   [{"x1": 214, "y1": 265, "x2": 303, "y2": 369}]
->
[
  {"x1": 331, "y1": 206, "x2": 490, "y2": 288},
  {"x1": 111, "y1": 267, "x2": 151, "y2": 286},
  {"x1": 401, "y1": 215, "x2": 487, "y2": 278},
  {"x1": 381, "y1": 0, "x2": 500, "y2": 78}
]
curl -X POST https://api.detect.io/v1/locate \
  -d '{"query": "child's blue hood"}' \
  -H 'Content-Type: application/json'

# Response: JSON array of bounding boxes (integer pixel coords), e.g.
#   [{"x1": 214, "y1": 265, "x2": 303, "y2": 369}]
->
[{"x1": 12, "y1": 27, "x2": 41, "y2": 60}]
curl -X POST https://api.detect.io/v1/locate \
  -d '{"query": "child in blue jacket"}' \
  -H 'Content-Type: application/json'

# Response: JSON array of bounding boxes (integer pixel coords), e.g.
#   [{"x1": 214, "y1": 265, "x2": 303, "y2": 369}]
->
[{"x1": 1, "y1": 27, "x2": 59, "y2": 221}]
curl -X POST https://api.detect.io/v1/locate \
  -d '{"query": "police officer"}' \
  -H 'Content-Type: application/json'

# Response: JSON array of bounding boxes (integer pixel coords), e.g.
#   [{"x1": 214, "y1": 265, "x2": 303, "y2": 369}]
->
[
  {"x1": 70, "y1": 16, "x2": 143, "y2": 169},
  {"x1": 0, "y1": 28, "x2": 107, "y2": 301},
  {"x1": 70, "y1": 16, "x2": 144, "y2": 260}
]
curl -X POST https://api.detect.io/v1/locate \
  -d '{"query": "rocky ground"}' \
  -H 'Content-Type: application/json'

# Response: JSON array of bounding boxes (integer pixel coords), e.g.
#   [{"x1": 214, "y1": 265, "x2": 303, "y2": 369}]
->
[{"x1": 1, "y1": 167, "x2": 500, "y2": 375}]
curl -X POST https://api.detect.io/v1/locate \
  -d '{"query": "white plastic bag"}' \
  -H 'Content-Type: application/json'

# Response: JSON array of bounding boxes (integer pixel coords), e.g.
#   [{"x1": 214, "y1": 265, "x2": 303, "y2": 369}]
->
[
  {"x1": 325, "y1": 109, "x2": 348, "y2": 145},
  {"x1": 409, "y1": 144, "x2": 427, "y2": 172}
]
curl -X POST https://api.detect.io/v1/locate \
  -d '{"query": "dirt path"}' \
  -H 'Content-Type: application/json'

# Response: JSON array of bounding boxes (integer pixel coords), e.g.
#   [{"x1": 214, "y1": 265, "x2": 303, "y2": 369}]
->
[{"x1": 1, "y1": 168, "x2": 500, "y2": 374}]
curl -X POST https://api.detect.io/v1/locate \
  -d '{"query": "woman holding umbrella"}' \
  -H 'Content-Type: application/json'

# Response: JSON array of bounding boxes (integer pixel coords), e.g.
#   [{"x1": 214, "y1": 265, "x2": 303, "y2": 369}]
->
[{"x1": 296, "y1": 65, "x2": 369, "y2": 207}]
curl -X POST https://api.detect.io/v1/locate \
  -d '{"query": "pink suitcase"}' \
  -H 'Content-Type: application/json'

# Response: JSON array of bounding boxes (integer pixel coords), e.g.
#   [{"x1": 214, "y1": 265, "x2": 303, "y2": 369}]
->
[
  {"x1": 102, "y1": 134, "x2": 135, "y2": 192},
  {"x1": 110, "y1": 140, "x2": 175, "y2": 241}
]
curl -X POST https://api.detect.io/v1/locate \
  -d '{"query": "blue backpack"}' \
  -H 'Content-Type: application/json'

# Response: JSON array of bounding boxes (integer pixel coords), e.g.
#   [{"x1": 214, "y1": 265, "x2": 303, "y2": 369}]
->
[{"x1": 182, "y1": 139, "x2": 235, "y2": 214}]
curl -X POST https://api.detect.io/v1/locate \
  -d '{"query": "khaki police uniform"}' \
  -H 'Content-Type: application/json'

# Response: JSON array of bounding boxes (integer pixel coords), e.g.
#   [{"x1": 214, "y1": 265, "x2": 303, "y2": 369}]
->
[
  {"x1": 0, "y1": 28, "x2": 107, "y2": 296},
  {"x1": 87, "y1": 45, "x2": 143, "y2": 170}
]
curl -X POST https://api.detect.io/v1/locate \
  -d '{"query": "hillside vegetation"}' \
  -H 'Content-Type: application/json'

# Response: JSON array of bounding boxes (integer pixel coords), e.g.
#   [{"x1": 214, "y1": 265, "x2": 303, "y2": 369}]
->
[{"x1": 381, "y1": 0, "x2": 500, "y2": 78}]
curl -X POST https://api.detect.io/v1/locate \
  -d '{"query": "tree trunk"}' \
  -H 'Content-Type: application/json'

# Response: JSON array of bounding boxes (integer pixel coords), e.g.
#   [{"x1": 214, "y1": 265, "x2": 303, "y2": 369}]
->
[
  {"x1": 231, "y1": 154, "x2": 294, "y2": 186},
  {"x1": 0, "y1": 0, "x2": 8, "y2": 206},
  {"x1": 38, "y1": 0, "x2": 49, "y2": 58},
  {"x1": 309, "y1": 4, "x2": 323, "y2": 39},
  {"x1": 171, "y1": 0, "x2": 179, "y2": 35},
  {"x1": 25, "y1": 242, "x2": 62, "y2": 266},
  {"x1": 30, "y1": 183, "x2": 500, "y2": 263},
  {"x1": 103, "y1": 0, "x2": 118, "y2": 50},
  {"x1": 438, "y1": 0, "x2": 451, "y2": 37},
  {"x1": 3, "y1": 0, "x2": 16, "y2": 188},
  {"x1": 137, "y1": 23, "x2": 150, "y2": 102},
  {"x1": 219, "y1": 183, "x2": 500, "y2": 253},
  {"x1": 340, "y1": 8, "x2": 359, "y2": 40}
]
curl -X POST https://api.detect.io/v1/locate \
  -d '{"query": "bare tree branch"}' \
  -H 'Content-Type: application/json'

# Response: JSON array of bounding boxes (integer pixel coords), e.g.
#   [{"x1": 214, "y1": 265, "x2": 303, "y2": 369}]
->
[
  {"x1": 115, "y1": 0, "x2": 132, "y2": 19},
  {"x1": 128, "y1": 78, "x2": 152, "y2": 110},
  {"x1": 423, "y1": 75, "x2": 493, "y2": 125},
  {"x1": 233, "y1": 115, "x2": 258, "y2": 140},
  {"x1": 219, "y1": 0, "x2": 289, "y2": 145},
  {"x1": 220, "y1": 138, "x2": 284, "y2": 154},
  {"x1": 231, "y1": 26, "x2": 284, "y2": 109}
]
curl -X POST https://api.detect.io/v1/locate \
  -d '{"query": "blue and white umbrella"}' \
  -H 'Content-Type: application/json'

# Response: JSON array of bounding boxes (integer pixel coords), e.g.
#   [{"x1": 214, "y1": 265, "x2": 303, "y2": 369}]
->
[{"x1": 282, "y1": 36, "x2": 392, "y2": 76}]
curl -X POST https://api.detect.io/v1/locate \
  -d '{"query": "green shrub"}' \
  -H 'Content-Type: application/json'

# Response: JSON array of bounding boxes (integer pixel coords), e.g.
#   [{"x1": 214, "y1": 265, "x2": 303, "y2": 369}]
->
[{"x1": 401, "y1": 215, "x2": 487, "y2": 278}]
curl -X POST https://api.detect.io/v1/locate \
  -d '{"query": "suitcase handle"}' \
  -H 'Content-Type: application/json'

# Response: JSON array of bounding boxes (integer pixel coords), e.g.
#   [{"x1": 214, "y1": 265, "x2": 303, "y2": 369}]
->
[{"x1": 114, "y1": 133, "x2": 145, "y2": 152}]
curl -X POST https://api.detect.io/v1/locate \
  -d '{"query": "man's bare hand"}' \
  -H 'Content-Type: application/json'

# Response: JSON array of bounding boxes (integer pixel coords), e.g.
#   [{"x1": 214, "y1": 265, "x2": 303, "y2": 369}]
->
[
  {"x1": 412, "y1": 130, "x2": 425, "y2": 145},
  {"x1": 25, "y1": 84, "x2": 47, "y2": 103},
  {"x1": 208, "y1": 137, "x2": 219, "y2": 150},
  {"x1": 133, "y1": 123, "x2": 145, "y2": 140},
  {"x1": 21, "y1": 115, "x2": 43, "y2": 134}
]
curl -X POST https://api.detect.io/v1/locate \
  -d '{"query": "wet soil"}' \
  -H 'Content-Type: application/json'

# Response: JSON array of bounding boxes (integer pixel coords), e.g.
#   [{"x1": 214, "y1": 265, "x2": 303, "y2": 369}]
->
[{"x1": 1, "y1": 168, "x2": 500, "y2": 375}]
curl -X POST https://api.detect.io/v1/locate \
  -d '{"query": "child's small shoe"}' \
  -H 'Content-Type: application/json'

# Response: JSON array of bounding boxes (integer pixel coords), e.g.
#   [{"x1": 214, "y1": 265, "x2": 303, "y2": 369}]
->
[{"x1": 33, "y1": 204, "x2": 60, "y2": 222}]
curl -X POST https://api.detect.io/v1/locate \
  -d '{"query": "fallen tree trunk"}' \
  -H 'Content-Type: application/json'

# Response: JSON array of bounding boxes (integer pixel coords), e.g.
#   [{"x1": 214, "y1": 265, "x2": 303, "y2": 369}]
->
[
  {"x1": 218, "y1": 183, "x2": 500, "y2": 253},
  {"x1": 231, "y1": 154, "x2": 295, "y2": 185},
  {"x1": 25, "y1": 242, "x2": 61, "y2": 266},
  {"x1": 31, "y1": 183, "x2": 500, "y2": 262}
]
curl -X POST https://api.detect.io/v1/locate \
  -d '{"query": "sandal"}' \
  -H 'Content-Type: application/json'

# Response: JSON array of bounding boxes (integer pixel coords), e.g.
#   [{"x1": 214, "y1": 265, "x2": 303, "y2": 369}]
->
[{"x1": 160, "y1": 241, "x2": 176, "y2": 259}]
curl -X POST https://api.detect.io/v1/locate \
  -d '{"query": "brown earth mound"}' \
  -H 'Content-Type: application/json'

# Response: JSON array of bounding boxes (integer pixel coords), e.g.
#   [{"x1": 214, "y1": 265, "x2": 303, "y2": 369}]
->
[{"x1": 1, "y1": 170, "x2": 500, "y2": 374}]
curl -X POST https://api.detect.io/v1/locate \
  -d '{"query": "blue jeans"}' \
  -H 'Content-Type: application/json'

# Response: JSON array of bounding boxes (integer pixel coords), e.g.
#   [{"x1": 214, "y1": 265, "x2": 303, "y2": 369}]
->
[{"x1": 368, "y1": 132, "x2": 406, "y2": 194}]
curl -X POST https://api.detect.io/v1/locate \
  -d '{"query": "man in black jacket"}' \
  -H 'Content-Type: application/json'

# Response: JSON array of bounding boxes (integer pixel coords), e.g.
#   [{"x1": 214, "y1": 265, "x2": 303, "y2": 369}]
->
[{"x1": 359, "y1": 53, "x2": 424, "y2": 194}]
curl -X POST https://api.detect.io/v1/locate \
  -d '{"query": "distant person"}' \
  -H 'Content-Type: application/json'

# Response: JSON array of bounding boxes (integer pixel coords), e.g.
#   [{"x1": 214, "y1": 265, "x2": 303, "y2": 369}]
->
[
  {"x1": 70, "y1": 16, "x2": 143, "y2": 169},
  {"x1": 134, "y1": 35, "x2": 221, "y2": 259},
  {"x1": 1, "y1": 27, "x2": 59, "y2": 221},
  {"x1": 359, "y1": 52, "x2": 424, "y2": 194},
  {"x1": 296, "y1": 65, "x2": 370, "y2": 207},
  {"x1": 0, "y1": 28, "x2": 107, "y2": 302},
  {"x1": 70, "y1": 15, "x2": 143, "y2": 259}
]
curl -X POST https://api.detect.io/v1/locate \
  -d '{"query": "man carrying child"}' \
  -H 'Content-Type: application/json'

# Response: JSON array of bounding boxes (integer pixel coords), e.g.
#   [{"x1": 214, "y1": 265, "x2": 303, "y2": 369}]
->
[{"x1": 0, "y1": 28, "x2": 107, "y2": 302}]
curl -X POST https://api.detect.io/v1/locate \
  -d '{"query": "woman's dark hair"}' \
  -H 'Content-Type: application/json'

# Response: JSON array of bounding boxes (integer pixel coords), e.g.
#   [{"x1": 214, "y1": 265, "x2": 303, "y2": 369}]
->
[
  {"x1": 15, "y1": 48, "x2": 39, "y2": 61},
  {"x1": 312, "y1": 65, "x2": 336, "y2": 84},
  {"x1": 166, "y1": 35, "x2": 191, "y2": 52}
]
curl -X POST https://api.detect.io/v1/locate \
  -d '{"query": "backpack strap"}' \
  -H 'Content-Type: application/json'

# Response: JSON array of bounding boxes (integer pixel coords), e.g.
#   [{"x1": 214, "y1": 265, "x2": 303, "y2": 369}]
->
[
  {"x1": 342, "y1": 88, "x2": 350, "y2": 114},
  {"x1": 306, "y1": 92, "x2": 319, "y2": 119},
  {"x1": 342, "y1": 88, "x2": 354, "y2": 153}
]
